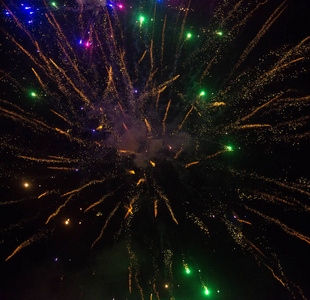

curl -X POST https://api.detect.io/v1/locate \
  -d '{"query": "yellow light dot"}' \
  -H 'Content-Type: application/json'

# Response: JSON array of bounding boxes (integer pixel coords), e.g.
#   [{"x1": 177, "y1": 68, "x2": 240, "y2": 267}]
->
[
  {"x1": 24, "y1": 183, "x2": 29, "y2": 188},
  {"x1": 165, "y1": 284, "x2": 169, "y2": 289},
  {"x1": 65, "y1": 218, "x2": 70, "y2": 225}
]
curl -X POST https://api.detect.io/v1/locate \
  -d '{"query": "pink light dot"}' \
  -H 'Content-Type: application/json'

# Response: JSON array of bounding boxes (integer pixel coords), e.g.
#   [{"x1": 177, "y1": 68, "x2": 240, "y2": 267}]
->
[
  {"x1": 118, "y1": 4, "x2": 123, "y2": 9},
  {"x1": 85, "y1": 42, "x2": 90, "y2": 47}
]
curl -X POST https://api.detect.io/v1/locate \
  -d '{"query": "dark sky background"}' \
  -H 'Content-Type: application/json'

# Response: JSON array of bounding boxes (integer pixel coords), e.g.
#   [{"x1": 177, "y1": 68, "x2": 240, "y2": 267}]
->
[{"x1": 1, "y1": 0, "x2": 310, "y2": 299}]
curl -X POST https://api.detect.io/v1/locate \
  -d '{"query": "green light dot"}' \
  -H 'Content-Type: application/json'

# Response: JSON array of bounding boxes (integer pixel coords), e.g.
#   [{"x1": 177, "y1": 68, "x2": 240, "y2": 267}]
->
[
  {"x1": 204, "y1": 287, "x2": 210, "y2": 295},
  {"x1": 226, "y1": 145, "x2": 233, "y2": 151},
  {"x1": 139, "y1": 16, "x2": 145, "y2": 23},
  {"x1": 217, "y1": 31, "x2": 223, "y2": 36},
  {"x1": 31, "y1": 92, "x2": 37, "y2": 97},
  {"x1": 51, "y1": 2, "x2": 57, "y2": 6},
  {"x1": 186, "y1": 268, "x2": 191, "y2": 274},
  {"x1": 200, "y1": 91, "x2": 206, "y2": 97},
  {"x1": 187, "y1": 33, "x2": 192, "y2": 39}
]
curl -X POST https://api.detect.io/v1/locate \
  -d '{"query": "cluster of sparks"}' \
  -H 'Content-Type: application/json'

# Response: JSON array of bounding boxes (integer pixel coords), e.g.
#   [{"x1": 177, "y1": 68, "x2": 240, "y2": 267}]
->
[{"x1": 1, "y1": 0, "x2": 310, "y2": 298}]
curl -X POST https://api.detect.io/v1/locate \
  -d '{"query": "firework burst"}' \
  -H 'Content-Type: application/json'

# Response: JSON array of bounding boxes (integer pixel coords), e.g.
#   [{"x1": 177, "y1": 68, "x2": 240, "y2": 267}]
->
[{"x1": 1, "y1": 0, "x2": 310, "y2": 298}]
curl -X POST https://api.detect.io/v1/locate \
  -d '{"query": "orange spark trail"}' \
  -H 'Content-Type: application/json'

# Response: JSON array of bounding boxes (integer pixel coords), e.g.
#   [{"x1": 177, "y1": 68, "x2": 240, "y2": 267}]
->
[
  {"x1": 237, "y1": 219, "x2": 252, "y2": 225},
  {"x1": 138, "y1": 50, "x2": 147, "y2": 65},
  {"x1": 204, "y1": 150, "x2": 226, "y2": 160},
  {"x1": 269, "y1": 57, "x2": 304, "y2": 74},
  {"x1": 118, "y1": 102, "x2": 128, "y2": 120},
  {"x1": 123, "y1": 123, "x2": 129, "y2": 131},
  {"x1": 236, "y1": 95, "x2": 282, "y2": 124},
  {"x1": 50, "y1": 109, "x2": 74, "y2": 126},
  {"x1": 210, "y1": 102, "x2": 226, "y2": 107},
  {"x1": 235, "y1": 124, "x2": 272, "y2": 130},
  {"x1": 154, "y1": 199, "x2": 158, "y2": 218},
  {"x1": 47, "y1": 167, "x2": 76, "y2": 171},
  {"x1": 247, "y1": 239, "x2": 267, "y2": 258},
  {"x1": 162, "y1": 99, "x2": 171, "y2": 134},
  {"x1": 160, "y1": 15, "x2": 167, "y2": 71},
  {"x1": 137, "y1": 178, "x2": 146, "y2": 186},
  {"x1": 259, "y1": 192, "x2": 298, "y2": 207},
  {"x1": 145, "y1": 119, "x2": 152, "y2": 134},
  {"x1": 38, "y1": 191, "x2": 49, "y2": 199},
  {"x1": 17, "y1": 155, "x2": 74, "y2": 164},
  {"x1": 245, "y1": 206, "x2": 310, "y2": 245},
  {"x1": 200, "y1": 56, "x2": 216, "y2": 82},
  {"x1": 85, "y1": 193, "x2": 113, "y2": 213},
  {"x1": 49, "y1": 59, "x2": 91, "y2": 106},
  {"x1": 159, "y1": 192, "x2": 178, "y2": 224},
  {"x1": 178, "y1": 105, "x2": 194, "y2": 131},
  {"x1": 91, "y1": 202, "x2": 121, "y2": 248},
  {"x1": 185, "y1": 161, "x2": 199, "y2": 168},
  {"x1": 150, "y1": 161, "x2": 156, "y2": 167},
  {"x1": 6, "y1": 232, "x2": 46, "y2": 261},
  {"x1": 263, "y1": 263, "x2": 286, "y2": 287},
  {"x1": 174, "y1": 148, "x2": 183, "y2": 159},
  {"x1": 45, "y1": 194, "x2": 74, "y2": 224},
  {"x1": 233, "y1": 1, "x2": 287, "y2": 72},
  {"x1": 32, "y1": 68, "x2": 48, "y2": 92},
  {"x1": 119, "y1": 150, "x2": 137, "y2": 155},
  {"x1": 61, "y1": 179, "x2": 106, "y2": 198},
  {"x1": 178, "y1": 0, "x2": 192, "y2": 47}
]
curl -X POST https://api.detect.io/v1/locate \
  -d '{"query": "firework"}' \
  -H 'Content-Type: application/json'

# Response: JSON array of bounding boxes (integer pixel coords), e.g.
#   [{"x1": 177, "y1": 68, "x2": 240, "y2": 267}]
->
[{"x1": 1, "y1": 0, "x2": 310, "y2": 298}]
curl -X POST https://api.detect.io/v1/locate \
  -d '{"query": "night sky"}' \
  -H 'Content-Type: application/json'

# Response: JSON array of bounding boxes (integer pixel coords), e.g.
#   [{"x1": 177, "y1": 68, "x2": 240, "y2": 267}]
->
[{"x1": 1, "y1": 0, "x2": 310, "y2": 299}]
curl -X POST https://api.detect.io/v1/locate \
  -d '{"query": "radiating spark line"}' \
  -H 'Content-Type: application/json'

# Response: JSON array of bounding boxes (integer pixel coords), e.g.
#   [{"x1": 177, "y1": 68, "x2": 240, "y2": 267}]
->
[
  {"x1": 45, "y1": 194, "x2": 74, "y2": 224},
  {"x1": 47, "y1": 167, "x2": 76, "y2": 170},
  {"x1": 245, "y1": 206, "x2": 310, "y2": 245},
  {"x1": 154, "y1": 199, "x2": 158, "y2": 218},
  {"x1": 247, "y1": 239, "x2": 267, "y2": 258},
  {"x1": 178, "y1": 104, "x2": 194, "y2": 131},
  {"x1": 6, "y1": 231, "x2": 46, "y2": 261},
  {"x1": 236, "y1": 95, "x2": 282, "y2": 124},
  {"x1": 32, "y1": 68, "x2": 48, "y2": 92},
  {"x1": 211, "y1": 102, "x2": 226, "y2": 107},
  {"x1": 50, "y1": 109, "x2": 74, "y2": 126},
  {"x1": 233, "y1": 1, "x2": 287, "y2": 71},
  {"x1": 128, "y1": 267, "x2": 132, "y2": 293},
  {"x1": 263, "y1": 263, "x2": 286, "y2": 287},
  {"x1": 137, "y1": 178, "x2": 146, "y2": 186},
  {"x1": 159, "y1": 192, "x2": 178, "y2": 224},
  {"x1": 123, "y1": 122, "x2": 129, "y2": 131},
  {"x1": 145, "y1": 119, "x2": 152, "y2": 134},
  {"x1": 38, "y1": 192, "x2": 49, "y2": 199},
  {"x1": 49, "y1": 59, "x2": 91, "y2": 105},
  {"x1": 237, "y1": 219, "x2": 252, "y2": 225},
  {"x1": 162, "y1": 99, "x2": 171, "y2": 134},
  {"x1": 84, "y1": 193, "x2": 113, "y2": 213},
  {"x1": 235, "y1": 124, "x2": 272, "y2": 130},
  {"x1": 138, "y1": 50, "x2": 148, "y2": 65},
  {"x1": 160, "y1": 15, "x2": 167, "y2": 71},
  {"x1": 119, "y1": 150, "x2": 137, "y2": 155},
  {"x1": 269, "y1": 57, "x2": 304, "y2": 75},
  {"x1": 185, "y1": 161, "x2": 199, "y2": 168},
  {"x1": 91, "y1": 202, "x2": 121, "y2": 248},
  {"x1": 61, "y1": 179, "x2": 107, "y2": 197},
  {"x1": 200, "y1": 56, "x2": 216, "y2": 82},
  {"x1": 259, "y1": 192, "x2": 298, "y2": 207},
  {"x1": 174, "y1": 148, "x2": 183, "y2": 159}
]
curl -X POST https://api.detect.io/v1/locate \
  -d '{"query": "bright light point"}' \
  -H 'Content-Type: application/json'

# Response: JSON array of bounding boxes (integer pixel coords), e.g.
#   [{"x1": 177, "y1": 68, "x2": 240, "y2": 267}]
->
[
  {"x1": 226, "y1": 145, "x2": 233, "y2": 151},
  {"x1": 85, "y1": 42, "x2": 90, "y2": 47},
  {"x1": 217, "y1": 31, "x2": 223, "y2": 36},
  {"x1": 186, "y1": 33, "x2": 192, "y2": 39},
  {"x1": 204, "y1": 287, "x2": 210, "y2": 295},
  {"x1": 24, "y1": 182, "x2": 29, "y2": 188},
  {"x1": 200, "y1": 91, "x2": 206, "y2": 96},
  {"x1": 65, "y1": 218, "x2": 70, "y2": 225},
  {"x1": 79, "y1": 39, "x2": 82, "y2": 44},
  {"x1": 217, "y1": 290, "x2": 220, "y2": 293},
  {"x1": 30, "y1": 92, "x2": 37, "y2": 97},
  {"x1": 165, "y1": 284, "x2": 169, "y2": 289},
  {"x1": 118, "y1": 4, "x2": 123, "y2": 9},
  {"x1": 51, "y1": 2, "x2": 57, "y2": 6},
  {"x1": 139, "y1": 16, "x2": 145, "y2": 24},
  {"x1": 186, "y1": 268, "x2": 191, "y2": 274}
]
